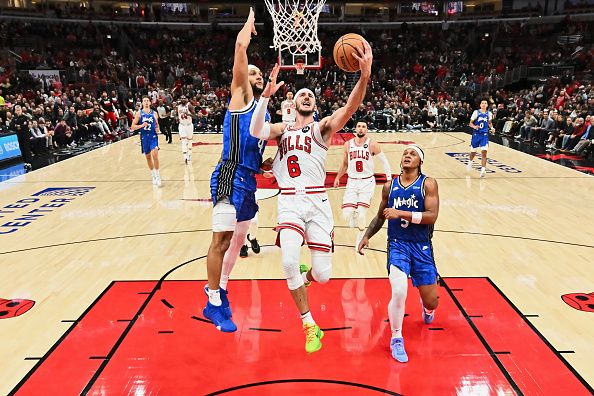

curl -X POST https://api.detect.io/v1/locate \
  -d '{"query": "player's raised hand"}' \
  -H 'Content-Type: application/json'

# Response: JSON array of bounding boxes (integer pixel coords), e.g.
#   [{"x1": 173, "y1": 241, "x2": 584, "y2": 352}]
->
[
  {"x1": 357, "y1": 235, "x2": 369, "y2": 255},
  {"x1": 262, "y1": 63, "x2": 285, "y2": 98},
  {"x1": 352, "y1": 40, "x2": 373, "y2": 78},
  {"x1": 247, "y1": 7, "x2": 257, "y2": 36}
]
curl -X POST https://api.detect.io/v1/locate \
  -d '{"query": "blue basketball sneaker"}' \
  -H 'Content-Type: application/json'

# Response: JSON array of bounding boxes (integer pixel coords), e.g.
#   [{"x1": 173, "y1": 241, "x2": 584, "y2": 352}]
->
[
  {"x1": 203, "y1": 285, "x2": 232, "y2": 318},
  {"x1": 390, "y1": 337, "x2": 408, "y2": 363},
  {"x1": 203, "y1": 302, "x2": 237, "y2": 332},
  {"x1": 421, "y1": 298, "x2": 435, "y2": 324}
]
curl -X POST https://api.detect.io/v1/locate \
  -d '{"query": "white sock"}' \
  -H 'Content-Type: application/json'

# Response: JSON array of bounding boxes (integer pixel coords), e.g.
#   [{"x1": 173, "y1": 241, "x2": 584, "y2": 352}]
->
[
  {"x1": 301, "y1": 311, "x2": 315, "y2": 325},
  {"x1": 302, "y1": 270, "x2": 309, "y2": 284},
  {"x1": 481, "y1": 166, "x2": 486, "y2": 172},
  {"x1": 423, "y1": 305, "x2": 435, "y2": 315},
  {"x1": 388, "y1": 268, "x2": 408, "y2": 341},
  {"x1": 348, "y1": 213, "x2": 357, "y2": 229},
  {"x1": 219, "y1": 275, "x2": 229, "y2": 291},
  {"x1": 220, "y1": 220, "x2": 250, "y2": 291},
  {"x1": 208, "y1": 288, "x2": 222, "y2": 306}
]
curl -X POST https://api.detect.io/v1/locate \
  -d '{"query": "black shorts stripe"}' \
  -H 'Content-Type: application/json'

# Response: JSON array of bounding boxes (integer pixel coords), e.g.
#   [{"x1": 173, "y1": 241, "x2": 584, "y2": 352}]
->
[
  {"x1": 216, "y1": 113, "x2": 242, "y2": 200},
  {"x1": 216, "y1": 161, "x2": 237, "y2": 200}
]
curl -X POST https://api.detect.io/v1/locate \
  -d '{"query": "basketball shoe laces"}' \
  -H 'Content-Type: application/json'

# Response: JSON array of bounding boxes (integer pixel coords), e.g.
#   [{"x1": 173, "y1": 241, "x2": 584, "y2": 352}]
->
[
  {"x1": 304, "y1": 323, "x2": 318, "y2": 342},
  {"x1": 392, "y1": 338, "x2": 405, "y2": 353}
]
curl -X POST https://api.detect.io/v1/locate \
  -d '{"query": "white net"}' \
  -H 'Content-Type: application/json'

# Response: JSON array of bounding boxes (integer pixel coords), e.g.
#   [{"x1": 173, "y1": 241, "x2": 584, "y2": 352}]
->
[{"x1": 264, "y1": 0, "x2": 326, "y2": 56}]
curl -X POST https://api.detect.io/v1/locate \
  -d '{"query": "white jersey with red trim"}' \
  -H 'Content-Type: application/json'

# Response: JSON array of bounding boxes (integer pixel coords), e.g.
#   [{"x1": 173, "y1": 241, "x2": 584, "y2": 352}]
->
[
  {"x1": 281, "y1": 99, "x2": 296, "y2": 123},
  {"x1": 273, "y1": 121, "x2": 328, "y2": 190},
  {"x1": 177, "y1": 104, "x2": 192, "y2": 125},
  {"x1": 347, "y1": 138, "x2": 374, "y2": 178}
]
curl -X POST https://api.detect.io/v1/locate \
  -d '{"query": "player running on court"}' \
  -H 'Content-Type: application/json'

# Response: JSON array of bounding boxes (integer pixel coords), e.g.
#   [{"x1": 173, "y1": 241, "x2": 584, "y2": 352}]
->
[
  {"x1": 178, "y1": 96, "x2": 194, "y2": 164},
  {"x1": 467, "y1": 99, "x2": 494, "y2": 177},
  {"x1": 358, "y1": 145, "x2": 440, "y2": 363},
  {"x1": 131, "y1": 96, "x2": 162, "y2": 187},
  {"x1": 333, "y1": 119, "x2": 392, "y2": 248}
]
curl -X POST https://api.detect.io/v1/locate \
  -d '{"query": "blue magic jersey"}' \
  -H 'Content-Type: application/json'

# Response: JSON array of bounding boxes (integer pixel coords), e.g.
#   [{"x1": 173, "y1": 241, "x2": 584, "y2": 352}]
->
[
  {"x1": 471, "y1": 110, "x2": 491, "y2": 135},
  {"x1": 220, "y1": 98, "x2": 270, "y2": 173},
  {"x1": 139, "y1": 109, "x2": 157, "y2": 135},
  {"x1": 387, "y1": 174, "x2": 433, "y2": 243}
]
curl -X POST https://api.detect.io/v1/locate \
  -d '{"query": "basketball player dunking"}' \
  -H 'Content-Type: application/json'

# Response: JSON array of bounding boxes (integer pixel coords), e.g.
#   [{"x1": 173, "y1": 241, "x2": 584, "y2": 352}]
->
[
  {"x1": 177, "y1": 96, "x2": 194, "y2": 164},
  {"x1": 468, "y1": 99, "x2": 494, "y2": 177},
  {"x1": 131, "y1": 96, "x2": 162, "y2": 187},
  {"x1": 333, "y1": 120, "x2": 392, "y2": 249},
  {"x1": 204, "y1": 8, "x2": 270, "y2": 333},
  {"x1": 358, "y1": 146, "x2": 440, "y2": 363},
  {"x1": 250, "y1": 42, "x2": 372, "y2": 353}
]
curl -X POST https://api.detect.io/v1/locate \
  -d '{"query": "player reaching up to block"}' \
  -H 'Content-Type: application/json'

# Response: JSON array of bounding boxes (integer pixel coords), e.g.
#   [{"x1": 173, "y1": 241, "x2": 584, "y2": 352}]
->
[
  {"x1": 203, "y1": 8, "x2": 270, "y2": 333},
  {"x1": 249, "y1": 41, "x2": 373, "y2": 353}
]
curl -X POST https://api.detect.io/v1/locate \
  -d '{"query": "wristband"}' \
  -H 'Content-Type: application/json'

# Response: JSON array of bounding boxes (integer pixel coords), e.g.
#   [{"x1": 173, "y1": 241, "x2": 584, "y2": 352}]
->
[{"x1": 411, "y1": 211, "x2": 422, "y2": 224}]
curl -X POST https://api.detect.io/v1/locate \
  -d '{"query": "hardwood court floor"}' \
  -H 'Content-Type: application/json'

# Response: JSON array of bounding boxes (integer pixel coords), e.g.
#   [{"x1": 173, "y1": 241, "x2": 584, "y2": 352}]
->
[{"x1": 0, "y1": 132, "x2": 592, "y2": 395}]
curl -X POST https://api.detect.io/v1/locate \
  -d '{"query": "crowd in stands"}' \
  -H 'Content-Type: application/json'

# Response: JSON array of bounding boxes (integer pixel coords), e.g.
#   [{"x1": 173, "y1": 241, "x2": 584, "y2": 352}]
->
[{"x1": 1, "y1": 17, "x2": 593, "y2": 169}]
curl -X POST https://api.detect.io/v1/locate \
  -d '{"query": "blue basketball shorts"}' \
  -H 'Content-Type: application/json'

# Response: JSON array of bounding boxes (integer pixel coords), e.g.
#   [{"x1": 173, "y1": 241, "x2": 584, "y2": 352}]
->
[
  {"x1": 388, "y1": 239, "x2": 438, "y2": 287},
  {"x1": 141, "y1": 133, "x2": 159, "y2": 154},
  {"x1": 210, "y1": 163, "x2": 259, "y2": 224},
  {"x1": 471, "y1": 133, "x2": 489, "y2": 151}
]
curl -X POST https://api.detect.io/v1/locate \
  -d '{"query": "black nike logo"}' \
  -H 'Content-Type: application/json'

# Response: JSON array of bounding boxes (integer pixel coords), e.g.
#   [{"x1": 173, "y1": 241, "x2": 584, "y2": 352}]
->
[{"x1": 322, "y1": 198, "x2": 328, "y2": 202}]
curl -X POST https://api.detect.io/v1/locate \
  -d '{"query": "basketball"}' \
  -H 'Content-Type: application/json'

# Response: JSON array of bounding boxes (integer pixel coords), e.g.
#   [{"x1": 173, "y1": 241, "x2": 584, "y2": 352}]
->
[{"x1": 333, "y1": 33, "x2": 367, "y2": 72}]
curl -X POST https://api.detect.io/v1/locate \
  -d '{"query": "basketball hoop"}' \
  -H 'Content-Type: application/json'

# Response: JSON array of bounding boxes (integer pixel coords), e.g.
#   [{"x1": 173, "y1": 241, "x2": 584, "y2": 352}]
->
[
  {"x1": 265, "y1": 0, "x2": 325, "y2": 68},
  {"x1": 295, "y1": 60, "x2": 305, "y2": 75}
]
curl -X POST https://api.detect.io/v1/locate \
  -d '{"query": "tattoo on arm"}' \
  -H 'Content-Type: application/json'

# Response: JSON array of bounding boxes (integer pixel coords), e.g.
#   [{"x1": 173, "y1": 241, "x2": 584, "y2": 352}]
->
[{"x1": 365, "y1": 183, "x2": 390, "y2": 239}]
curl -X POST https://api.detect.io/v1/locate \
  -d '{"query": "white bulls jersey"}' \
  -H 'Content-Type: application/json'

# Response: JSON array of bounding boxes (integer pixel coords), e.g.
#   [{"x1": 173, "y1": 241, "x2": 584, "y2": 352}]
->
[
  {"x1": 177, "y1": 104, "x2": 192, "y2": 125},
  {"x1": 281, "y1": 99, "x2": 296, "y2": 123},
  {"x1": 347, "y1": 138, "x2": 374, "y2": 178},
  {"x1": 273, "y1": 122, "x2": 328, "y2": 190}
]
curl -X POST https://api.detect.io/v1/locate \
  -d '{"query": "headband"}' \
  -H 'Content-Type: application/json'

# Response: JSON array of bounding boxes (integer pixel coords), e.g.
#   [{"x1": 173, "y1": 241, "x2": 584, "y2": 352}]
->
[
  {"x1": 248, "y1": 64, "x2": 260, "y2": 72},
  {"x1": 405, "y1": 145, "x2": 424, "y2": 162},
  {"x1": 295, "y1": 88, "x2": 315, "y2": 100}
]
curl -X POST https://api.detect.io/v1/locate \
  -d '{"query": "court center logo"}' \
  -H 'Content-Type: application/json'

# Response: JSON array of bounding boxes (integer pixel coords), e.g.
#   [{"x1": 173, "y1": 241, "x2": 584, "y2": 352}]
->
[
  {"x1": 0, "y1": 187, "x2": 95, "y2": 235},
  {"x1": 446, "y1": 153, "x2": 522, "y2": 173}
]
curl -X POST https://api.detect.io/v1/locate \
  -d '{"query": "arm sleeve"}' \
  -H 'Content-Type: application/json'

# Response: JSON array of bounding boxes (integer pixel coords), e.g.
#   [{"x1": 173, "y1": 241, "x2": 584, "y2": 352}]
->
[
  {"x1": 375, "y1": 151, "x2": 392, "y2": 180},
  {"x1": 249, "y1": 97, "x2": 270, "y2": 140},
  {"x1": 470, "y1": 110, "x2": 478, "y2": 121}
]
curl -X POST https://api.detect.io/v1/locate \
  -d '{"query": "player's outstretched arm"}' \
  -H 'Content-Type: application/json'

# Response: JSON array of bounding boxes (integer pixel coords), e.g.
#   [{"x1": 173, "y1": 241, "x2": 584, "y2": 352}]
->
[
  {"x1": 320, "y1": 41, "x2": 373, "y2": 141},
  {"x1": 249, "y1": 63, "x2": 286, "y2": 140},
  {"x1": 230, "y1": 7, "x2": 257, "y2": 110},
  {"x1": 358, "y1": 181, "x2": 390, "y2": 255},
  {"x1": 371, "y1": 141, "x2": 392, "y2": 180},
  {"x1": 383, "y1": 178, "x2": 439, "y2": 225},
  {"x1": 333, "y1": 142, "x2": 349, "y2": 188}
]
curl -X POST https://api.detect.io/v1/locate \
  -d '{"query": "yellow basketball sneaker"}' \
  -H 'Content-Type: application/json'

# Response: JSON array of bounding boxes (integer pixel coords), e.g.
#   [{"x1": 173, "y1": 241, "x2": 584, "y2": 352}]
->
[{"x1": 303, "y1": 323, "x2": 324, "y2": 353}]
